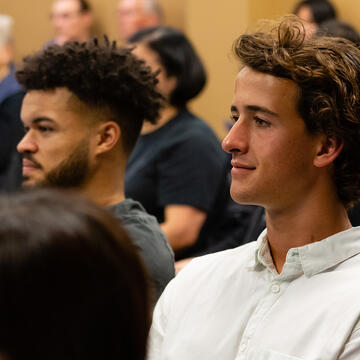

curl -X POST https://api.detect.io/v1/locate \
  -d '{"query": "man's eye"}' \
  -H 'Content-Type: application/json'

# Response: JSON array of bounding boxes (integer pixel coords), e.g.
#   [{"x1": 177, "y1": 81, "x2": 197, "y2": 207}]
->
[
  {"x1": 230, "y1": 115, "x2": 239, "y2": 123},
  {"x1": 254, "y1": 116, "x2": 270, "y2": 127},
  {"x1": 38, "y1": 126, "x2": 53, "y2": 133}
]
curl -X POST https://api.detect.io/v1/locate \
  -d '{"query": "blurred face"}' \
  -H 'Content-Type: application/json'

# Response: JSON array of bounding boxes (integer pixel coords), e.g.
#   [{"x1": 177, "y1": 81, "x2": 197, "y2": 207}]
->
[
  {"x1": 296, "y1": 5, "x2": 317, "y2": 37},
  {"x1": 17, "y1": 88, "x2": 96, "y2": 189},
  {"x1": 132, "y1": 43, "x2": 176, "y2": 100},
  {"x1": 117, "y1": 0, "x2": 144, "y2": 41},
  {"x1": 0, "y1": 44, "x2": 12, "y2": 70},
  {"x1": 222, "y1": 67, "x2": 322, "y2": 211},
  {"x1": 50, "y1": 0, "x2": 90, "y2": 45}
]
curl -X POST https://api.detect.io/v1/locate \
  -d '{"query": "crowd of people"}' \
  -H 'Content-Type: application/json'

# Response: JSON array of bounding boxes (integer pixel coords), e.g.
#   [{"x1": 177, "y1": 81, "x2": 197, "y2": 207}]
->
[{"x1": 1, "y1": 0, "x2": 360, "y2": 359}]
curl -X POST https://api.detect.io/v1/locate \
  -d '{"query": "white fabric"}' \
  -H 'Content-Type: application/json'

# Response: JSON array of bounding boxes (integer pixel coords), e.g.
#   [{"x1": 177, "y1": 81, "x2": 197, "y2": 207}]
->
[{"x1": 149, "y1": 227, "x2": 360, "y2": 360}]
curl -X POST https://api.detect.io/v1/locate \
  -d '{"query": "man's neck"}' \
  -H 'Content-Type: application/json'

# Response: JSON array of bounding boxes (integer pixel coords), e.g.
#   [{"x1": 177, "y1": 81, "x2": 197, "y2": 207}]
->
[
  {"x1": 265, "y1": 186, "x2": 352, "y2": 274},
  {"x1": 79, "y1": 157, "x2": 126, "y2": 208}
]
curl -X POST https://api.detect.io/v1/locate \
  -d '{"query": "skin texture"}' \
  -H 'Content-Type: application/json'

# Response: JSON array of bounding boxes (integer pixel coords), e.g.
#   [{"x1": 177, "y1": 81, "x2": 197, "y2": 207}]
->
[
  {"x1": 222, "y1": 66, "x2": 350, "y2": 273},
  {"x1": 51, "y1": 0, "x2": 92, "y2": 45},
  {"x1": 223, "y1": 66, "x2": 322, "y2": 211},
  {"x1": 18, "y1": 89, "x2": 95, "y2": 188},
  {"x1": 17, "y1": 88, "x2": 126, "y2": 207}
]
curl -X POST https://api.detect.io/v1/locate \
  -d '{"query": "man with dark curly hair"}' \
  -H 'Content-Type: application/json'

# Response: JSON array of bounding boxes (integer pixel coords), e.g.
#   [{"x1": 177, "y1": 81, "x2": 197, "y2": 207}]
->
[
  {"x1": 16, "y1": 38, "x2": 174, "y2": 302},
  {"x1": 149, "y1": 16, "x2": 360, "y2": 359}
]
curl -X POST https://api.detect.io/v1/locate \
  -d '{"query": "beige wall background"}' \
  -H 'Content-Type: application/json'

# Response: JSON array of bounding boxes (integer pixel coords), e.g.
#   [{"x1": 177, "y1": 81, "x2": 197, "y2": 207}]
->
[{"x1": 1, "y1": 0, "x2": 360, "y2": 138}]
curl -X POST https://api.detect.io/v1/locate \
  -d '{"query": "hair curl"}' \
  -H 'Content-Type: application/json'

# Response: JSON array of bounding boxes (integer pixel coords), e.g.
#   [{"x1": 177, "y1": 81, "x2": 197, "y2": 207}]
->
[
  {"x1": 16, "y1": 37, "x2": 163, "y2": 154},
  {"x1": 233, "y1": 15, "x2": 360, "y2": 208}
]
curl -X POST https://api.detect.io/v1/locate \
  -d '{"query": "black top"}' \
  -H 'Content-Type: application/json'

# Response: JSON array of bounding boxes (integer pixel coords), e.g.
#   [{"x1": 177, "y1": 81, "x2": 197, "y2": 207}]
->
[
  {"x1": 109, "y1": 199, "x2": 174, "y2": 302},
  {"x1": 0, "y1": 83, "x2": 25, "y2": 192},
  {"x1": 125, "y1": 109, "x2": 239, "y2": 259}
]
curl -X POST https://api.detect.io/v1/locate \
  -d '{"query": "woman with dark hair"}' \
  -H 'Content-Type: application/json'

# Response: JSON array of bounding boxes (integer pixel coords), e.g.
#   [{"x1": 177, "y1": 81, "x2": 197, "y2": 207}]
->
[
  {"x1": 0, "y1": 189, "x2": 150, "y2": 360},
  {"x1": 125, "y1": 26, "x2": 231, "y2": 265},
  {"x1": 294, "y1": 0, "x2": 337, "y2": 36}
]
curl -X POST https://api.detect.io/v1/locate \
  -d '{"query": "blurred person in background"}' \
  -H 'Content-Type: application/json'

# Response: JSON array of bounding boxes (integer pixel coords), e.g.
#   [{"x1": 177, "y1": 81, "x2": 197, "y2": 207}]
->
[
  {"x1": 16, "y1": 38, "x2": 174, "y2": 301},
  {"x1": 117, "y1": 0, "x2": 163, "y2": 42},
  {"x1": 0, "y1": 189, "x2": 150, "y2": 360},
  {"x1": 317, "y1": 19, "x2": 360, "y2": 46},
  {"x1": 0, "y1": 15, "x2": 24, "y2": 193},
  {"x1": 294, "y1": 0, "x2": 337, "y2": 37},
  {"x1": 126, "y1": 27, "x2": 264, "y2": 272},
  {"x1": 49, "y1": 0, "x2": 93, "y2": 45}
]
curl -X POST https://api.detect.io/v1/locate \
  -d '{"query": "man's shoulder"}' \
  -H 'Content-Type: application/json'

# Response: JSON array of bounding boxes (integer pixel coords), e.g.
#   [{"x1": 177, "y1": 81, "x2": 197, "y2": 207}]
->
[
  {"x1": 108, "y1": 198, "x2": 174, "y2": 300},
  {"x1": 109, "y1": 198, "x2": 169, "y2": 247},
  {"x1": 176, "y1": 241, "x2": 258, "y2": 286}
]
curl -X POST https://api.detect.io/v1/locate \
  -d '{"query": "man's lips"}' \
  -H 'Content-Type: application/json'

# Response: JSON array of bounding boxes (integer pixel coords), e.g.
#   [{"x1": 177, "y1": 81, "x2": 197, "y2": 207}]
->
[
  {"x1": 230, "y1": 160, "x2": 256, "y2": 175},
  {"x1": 22, "y1": 159, "x2": 41, "y2": 174},
  {"x1": 231, "y1": 160, "x2": 256, "y2": 170}
]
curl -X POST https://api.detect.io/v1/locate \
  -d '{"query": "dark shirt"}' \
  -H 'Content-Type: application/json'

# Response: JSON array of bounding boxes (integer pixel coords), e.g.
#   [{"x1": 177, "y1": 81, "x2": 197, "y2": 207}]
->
[
  {"x1": 0, "y1": 65, "x2": 24, "y2": 192},
  {"x1": 125, "y1": 109, "x2": 239, "y2": 259},
  {"x1": 109, "y1": 198, "x2": 174, "y2": 301}
]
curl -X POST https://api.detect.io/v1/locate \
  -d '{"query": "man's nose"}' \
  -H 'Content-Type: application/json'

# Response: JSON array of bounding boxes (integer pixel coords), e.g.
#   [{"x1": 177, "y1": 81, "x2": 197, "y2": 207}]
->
[
  {"x1": 17, "y1": 132, "x2": 38, "y2": 154},
  {"x1": 222, "y1": 118, "x2": 249, "y2": 154}
]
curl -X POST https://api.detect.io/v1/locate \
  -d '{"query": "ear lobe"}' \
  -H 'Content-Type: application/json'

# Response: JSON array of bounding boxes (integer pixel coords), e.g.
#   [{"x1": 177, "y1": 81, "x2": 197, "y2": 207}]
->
[
  {"x1": 95, "y1": 122, "x2": 121, "y2": 156},
  {"x1": 313, "y1": 136, "x2": 343, "y2": 168}
]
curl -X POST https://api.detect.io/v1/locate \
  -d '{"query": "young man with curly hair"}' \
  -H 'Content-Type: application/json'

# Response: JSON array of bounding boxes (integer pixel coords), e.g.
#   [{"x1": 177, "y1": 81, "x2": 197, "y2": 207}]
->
[
  {"x1": 16, "y1": 39, "x2": 174, "y2": 302},
  {"x1": 149, "y1": 16, "x2": 360, "y2": 360}
]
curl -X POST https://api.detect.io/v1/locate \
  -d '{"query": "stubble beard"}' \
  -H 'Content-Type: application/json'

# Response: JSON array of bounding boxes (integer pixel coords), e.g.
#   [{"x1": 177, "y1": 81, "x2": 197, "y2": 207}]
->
[{"x1": 24, "y1": 139, "x2": 91, "y2": 190}]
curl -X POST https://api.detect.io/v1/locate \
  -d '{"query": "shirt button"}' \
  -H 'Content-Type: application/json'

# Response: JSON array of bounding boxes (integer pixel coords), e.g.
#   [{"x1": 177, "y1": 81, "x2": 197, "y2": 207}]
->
[
  {"x1": 239, "y1": 342, "x2": 247, "y2": 352},
  {"x1": 271, "y1": 283, "x2": 280, "y2": 293}
]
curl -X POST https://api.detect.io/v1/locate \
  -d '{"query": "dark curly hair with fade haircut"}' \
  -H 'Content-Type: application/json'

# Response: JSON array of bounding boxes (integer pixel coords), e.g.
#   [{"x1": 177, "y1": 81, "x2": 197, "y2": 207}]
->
[
  {"x1": 16, "y1": 38, "x2": 163, "y2": 154},
  {"x1": 233, "y1": 15, "x2": 360, "y2": 208}
]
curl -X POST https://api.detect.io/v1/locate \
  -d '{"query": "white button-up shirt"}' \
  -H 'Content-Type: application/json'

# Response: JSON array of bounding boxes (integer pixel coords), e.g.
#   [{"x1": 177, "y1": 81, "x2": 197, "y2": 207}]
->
[{"x1": 149, "y1": 227, "x2": 360, "y2": 360}]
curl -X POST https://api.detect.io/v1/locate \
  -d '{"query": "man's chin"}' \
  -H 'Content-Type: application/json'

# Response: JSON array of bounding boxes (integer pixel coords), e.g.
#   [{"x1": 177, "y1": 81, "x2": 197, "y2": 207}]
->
[{"x1": 21, "y1": 176, "x2": 44, "y2": 189}]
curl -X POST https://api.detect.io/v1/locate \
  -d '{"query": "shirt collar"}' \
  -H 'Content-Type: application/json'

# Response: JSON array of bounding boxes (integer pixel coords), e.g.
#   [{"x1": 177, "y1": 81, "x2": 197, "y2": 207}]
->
[{"x1": 249, "y1": 227, "x2": 360, "y2": 277}]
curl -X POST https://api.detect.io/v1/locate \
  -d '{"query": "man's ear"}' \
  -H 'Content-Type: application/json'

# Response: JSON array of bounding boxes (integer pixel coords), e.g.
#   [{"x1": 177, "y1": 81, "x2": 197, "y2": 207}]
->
[
  {"x1": 313, "y1": 136, "x2": 343, "y2": 168},
  {"x1": 94, "y1": 121, "x2": 121, "y2": 155}
]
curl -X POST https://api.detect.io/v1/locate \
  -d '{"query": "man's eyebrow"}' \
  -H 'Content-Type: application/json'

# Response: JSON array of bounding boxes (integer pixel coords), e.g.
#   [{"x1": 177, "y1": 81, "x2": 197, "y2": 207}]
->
[
  {"x1": 31, "y1": 117, "x2": 56, "y2": 125},
  {"x1": 230, "y1": 104, "x2": 278, "y2": 117},
  {"x1": 246, "y1": 105, "x2": 279, "y2": 117}
]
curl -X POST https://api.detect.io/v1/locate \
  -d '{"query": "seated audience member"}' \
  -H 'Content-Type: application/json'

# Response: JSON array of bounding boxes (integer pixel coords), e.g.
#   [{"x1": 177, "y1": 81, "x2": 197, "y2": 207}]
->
[
  {"x1": 148, "y1": 16, "x2": 360, "y2": 359},
  {"x1": 294, "y1": 0, "x2": 337, "y2": 36},
  {"x1": 117, "y1": 0, "x2": 163, "y2": 42},
  {"x1": 0, "y1": 15, "x2": 24, "y2": 193},
  {"x1": 0, "y1": 189, "x2": 149, "y2": 360},
  {"x1": 126, "y1": 26, "x2": 261, "y2": 265},
  {"x1": 49, "y1": 0, "x2": 93, "y2": 45},
  {"x1": 16, "y1": 38, "x2": 174, "y2": 301}
]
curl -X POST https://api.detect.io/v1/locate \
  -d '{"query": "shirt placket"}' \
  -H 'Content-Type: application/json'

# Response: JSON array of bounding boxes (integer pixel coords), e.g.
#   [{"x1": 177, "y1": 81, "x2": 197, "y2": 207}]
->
[{"x1": 236, "y1": 250, "x2": 302, "y2": 360}]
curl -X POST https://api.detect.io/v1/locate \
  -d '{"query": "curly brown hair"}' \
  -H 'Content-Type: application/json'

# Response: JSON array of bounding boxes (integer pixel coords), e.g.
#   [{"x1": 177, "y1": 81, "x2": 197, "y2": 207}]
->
[
  {"x1": 233, "y1": 15, "x2": 360, "y2": 208},
  {"x1": 16, "y1": 38, "x2": 163, "y2": 154}
]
